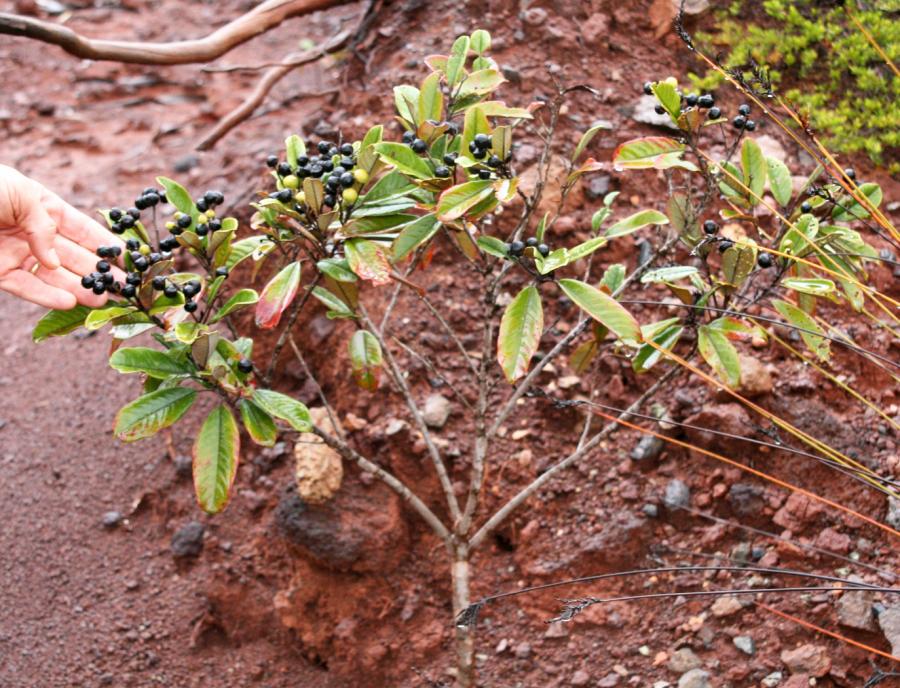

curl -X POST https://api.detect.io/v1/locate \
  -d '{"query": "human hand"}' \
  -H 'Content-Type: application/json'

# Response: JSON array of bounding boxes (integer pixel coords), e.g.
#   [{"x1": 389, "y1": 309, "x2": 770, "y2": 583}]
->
[{"x1": 0, "y1": 164, "x2": 126, "y2": 310}]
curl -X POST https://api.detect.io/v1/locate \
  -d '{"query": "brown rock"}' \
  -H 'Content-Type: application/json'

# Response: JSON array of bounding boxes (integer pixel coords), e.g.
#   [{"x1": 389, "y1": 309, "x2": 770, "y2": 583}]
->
[
  {"x1": 710, "y1": 595, "x2": 744, "y2": 618},
  {"x1": 684, "y1": 403, "x2": 752, "y2": 453},
  {"x1": 780, "y1": 644, "x2": 831, "y2": 677},
  {"x1": 815, "y1": 527, "x2": 851, "y2": 555},
  {"x1": 582, "y1": 13, "x2": 610, "y2": 44},
  {"x1": 773, "y1": 493, "x2": 826, "y2": 532},
  {"x1": 836, "y1": 576, "x2": 876, "y2": 632},
  {"x1": 737, "y1": 354, "x2": 773, "y2": 397},
  {"x1": 293, "y1": 408, "x2": 343, "y2": 504}
]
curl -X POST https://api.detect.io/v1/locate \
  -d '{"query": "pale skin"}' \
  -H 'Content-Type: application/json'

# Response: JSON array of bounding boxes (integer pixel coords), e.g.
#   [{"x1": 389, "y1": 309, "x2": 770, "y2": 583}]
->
[{"x1": 0, "y1": 164, "x2": 125, "y2": 310}]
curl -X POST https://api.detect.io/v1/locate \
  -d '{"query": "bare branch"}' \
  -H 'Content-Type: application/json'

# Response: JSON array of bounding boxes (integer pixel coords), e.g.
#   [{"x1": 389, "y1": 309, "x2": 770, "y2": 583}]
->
[
  {"x1": 288, "y1": 335, "x2": 346, "y2": 442},
  {"x1": 263, "y1": 274, "x2": 320, "y2": 386},
  {"x1": 0, "y1": 0, "x2": 353, "y2": 65}
]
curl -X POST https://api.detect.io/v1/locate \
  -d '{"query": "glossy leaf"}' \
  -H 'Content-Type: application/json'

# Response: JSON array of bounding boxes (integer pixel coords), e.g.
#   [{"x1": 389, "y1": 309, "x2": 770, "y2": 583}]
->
[
  {"x1": 255, "y1": 261, "x2": 301, "y2": 329},
  {"x1": 599, "y1": 264, "x2": 626, "y2": 293},
  {"x1": 740, "y1": 138, "x2": 766, "y2": 204},
  {"x1": 156, "y1": 177, "x2": 196, "y2": 220},
  {"x1": 477, "y1": 101, "x2": 532, "y2": 118},
  {"x1": 32, "y1": 305, "x2": 90, "y2": 342},
  {"x1": 312, "y1": 286, "x2": 356, "y2": 319},
  {"x1": 316, "y1": 257, "x2": 358, "y2": 283},
  {"x1": 348, "y1": 330, "x2": 383, "y2": 391},
  {"x1": 781, "y1": 277, "x2": 836, "y2": 297},
  {"x1": 418, "y1": 71, "x2": 444, "y2": 123},
  {"x1": 633, "y1": 324, "x2": 683, "y2": 373},
  {"x1": 559, "y1": 279, "x2": 641, "y2": 343},
  {"x1": 393, "y1": 213, "x2": 441, "y2": 260},
  {"x1": 393, "y1": 84, "x2": 420, "y2": 125},
  {"x1": 721, "y1": 241, "x2": 757, "y2": 288},
  {"x1": 252, "y1": 389, "x2": 312, "y2": 431},
  {"x1": 193, "y1": 404, "x2": 240, "y2": 514},
  {"x1": 612, "y1": 137, "x2": 697, "y2": 171},
  {"x1": 497, "y1": 285, "x2": 543, "y2": 383},
  {"x1": 572, "y1": 121, "x2": 612, "y2": 162},
  {"x1": 345, "y1": 239, "x2": 392, "y2": 285},
  {"x1": 373, "y1": 142, "x2": 433, "y2": 179},
  {"x1": 650, "y1": 80, "x2": 680, "y2": 121},
  {"x1": 238, "y1": 399, "x2": 277, "y2": 448},
  {"x1": 605, "y1": 209, "x2": 669, "y2": 238},
  {"x1": 109, "y1": 347, "x2": 193, "y2": 379},
  {"x1": 698, "y1": 325, "x2": 741, "y2": 388},
  {"x1": 212, "y1": 289, "x2": 258, "y2": 323},
  {"x1": 85, "y1": 306, "x2": 136, "y2": 331},
  {"x1": 114, "y1": 387, "x2": 196, "y2": 442},
  {"x1": 773, "y1": 299, "x2": 830, "y2": 361},
  {"x1": 476, "y1": 235, "x2": 508, "y2": 259},
  {"x1": 436, "y1": 180, "x2": 495, "y2": 222},
  {"x1": 766, "y1": 157, "x2": 792, "y2": 206},
  {"x1": 832, "y1": 182, "x2": 882, "y2": 222},
  {"x1": 470, "y1": 29, "x2": 491, "y2": 53},
  {"x1": 445, "y1": 35, "x2": 470, "y2": 88},
  {"x1": 640, "y1": 266, "x2": 699, "y2": 283},
  {"x1": 459, "y1": 69, "x2": 505, "y2": 96}
]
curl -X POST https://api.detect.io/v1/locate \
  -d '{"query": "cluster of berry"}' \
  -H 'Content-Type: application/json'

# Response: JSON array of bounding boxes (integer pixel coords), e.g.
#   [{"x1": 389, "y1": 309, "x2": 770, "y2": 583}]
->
[
  {"x1": 80, "y1": 245, "x2": 122, "y2": 295},
  {"x1": 508, "y1": 236, "x2": 550, "y2": 258},
  {"x1": 731, "y1": 103, "x2": 757, "y2": 132},
  {"x1": 403, "y1": 130, "x2": 506, "y2": 181},
  {"x1": 644, "y1": 82, "x2": 722, "y2": 121},
  {"x1": 266, "y1": 141, "x2": 368, "y2": 210},
  {"x1": 702, "y1": 219, "x2": 773, "y2": 268}
]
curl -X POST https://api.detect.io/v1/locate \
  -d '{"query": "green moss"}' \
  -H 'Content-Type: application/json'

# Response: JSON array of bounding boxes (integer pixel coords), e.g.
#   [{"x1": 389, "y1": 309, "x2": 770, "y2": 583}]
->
[{"x1": 690, "y1": 1, "x2": 900, "y2": 172}]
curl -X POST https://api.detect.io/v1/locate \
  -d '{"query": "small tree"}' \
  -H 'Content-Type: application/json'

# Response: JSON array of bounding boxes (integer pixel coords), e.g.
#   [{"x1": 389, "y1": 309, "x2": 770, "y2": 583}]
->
[{"x1": 33, "y1": 28, "x2": 899, "y2": 686}]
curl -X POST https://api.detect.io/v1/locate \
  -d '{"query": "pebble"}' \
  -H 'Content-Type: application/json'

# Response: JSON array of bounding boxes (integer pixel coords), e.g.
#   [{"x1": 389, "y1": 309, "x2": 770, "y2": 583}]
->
[
  {"x1": 631, "y1": 435, "x2": 663, "y2": 461},
  {"x1": 836, "y1": 575, "x2": 876, "y2": 631},
  {"x1": 173, "y1": 454, "x2": 192, "y2": 478},
  {"x1": 732, "y1": 635, "x2": 755, "y2": 655},
  {"x1": 877, "y1": 605, "x2": 900, "y2": 656},
  {"x1": 710, "y1": 595, "x2": 744, "y2": 617},
  {"x1": 642, "y1": 503, "x2": 659, "y2": 518},
  {"x1": 571, "y1": 669, "x2": 591, "y2": 686},
  {"x1": 173, "y1": 154, "x2": 200, "y2": 173},
  {"x1": 422, "y1": 394, "x2": 451, "y2": 429},
  {"x1": 668, "y1": 647, "x2": 701, "y2": 673},
  {"x1": 585, "y1": 175, "x2": 612, "y2": 200},
  {"x1": 495, "y1": 639, "x2": 508, "y2": 654},
  {"x1": 514, "y1": 641, "x2": 532, "y2": 659},
  {"x1": 663, "y1": 479, "x2": 690, "y2": 509},
  {"x1": 780, "y1": 644, "x2": 831, "y2": 677},
  {"x1": 886, "y1": 496, "x2": 900, "y2": 530},
  {"x1": 761, "y1": 672, "x2": 783, "y2": 687},
  {"x1": 101, "y1": 511, "x2": 123, "y2": 529},
  {"x1": 597, "y1": 673, "x2": 620, "y2": 687},
  {"x1": 677, "y1": 669, "x2": 711, "y2": 688},
  {"x1": 170, "y1": 521, "x2": 205, "y2": 559}
]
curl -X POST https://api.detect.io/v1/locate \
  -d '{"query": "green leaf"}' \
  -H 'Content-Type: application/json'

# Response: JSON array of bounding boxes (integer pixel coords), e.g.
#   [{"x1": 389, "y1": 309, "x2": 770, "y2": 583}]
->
[
  {"x1": 558, "y1": 279, "x2": 641, "y2": 343},
  {"x1": 393, "y1": 84, "x2": 420, "y2": 125},
  {"x1": 348, "y1": 330, "x2": 383, "y2": 391},
  {"x1": 766, "y1": 157, "x2": 792, "y2": 206},
  {"x1": 345, "y1": 239, "x2": 392, "y2": 285},
  {"x1": 345, "y1": 213, "x2": 416, "y2": 236},
  {"x1": 781, "y1": 277, "x2": 836, "y2": 297},
  {"x1": 445, "y1": 35, "x2": 470, "y2": 88},
  {"x1": 114, "y1": 387, "x2": 196, "y2": 442},
  {"x1": 633, "y1": 324, "x2": 683, "y2": 373},
  {"x1": 255, "y1": 261, "x2": 301, "y2": 329},
  {"x1": 193, "y1": 404, "x2": 240, "y2": 514},
  {"x1": 773, "y1": 299, "x2": 830, "y2": 361},
  {"x1": 469, "y1": 29, "x2": 491, "y2": 53},
  {"x1": 238, "y1": 399, "x2": 277, "y2": 448},
  {"x1": 612, "y1": 137, "x2": 698, "y2": 171},
  {"x1": 477, "y1": 101, "x2": 532, "y2": 118},
  {"x1": 212, "y1": 289, "x2": 258, "y2": 323},
  {"x1": 832, "y1": 182, "x2": 882, "y2": 222},
  {"x1": 284, "y1": 134, "x2": 305, "y2": 167},
  {"x1": 361, "y1": 170, "x2": 415, "y2": 203},
  {"x1": 591, "y1": 207, "x2": 613, "y2": 231},
  {"x1": 373, "y1": 142, "x2": 434, "y2": 180},
  {"x1": 640, "y1": 266, "x2": 699, "y2": 283},
  {"x1": 459, "y1": 69, "x2": 505, "y2": 96},
  {"x1": 460, "y1": 105, "x2": 490, "y2": 158},
  {"x1": 436, "y1": 180, "x2": 495, "y2": 222},
  {"x1": 721, "y1": 241, "x2": 757, "y2": 288},
  {"x1": 312, "y1": 286, "x2": 356, "y2": 319},
  {"x1": 599, "y1": 264, "x2": 626, "y2": 293},
  {"x1": 393, "y1": 213, "x2": 441, "y2": 260},
  {"x1": 570, "y1": 338, "x2": 598, "y2": 375},
  {"x1": 497, "y1": 285, "x2": 543, "y2": 383},
  {"x1": 316, "y1": 257, "x2": 358, "y2": 283},
  {"x1": 226, "y1": 236, "x2": 271, "y2": 269},
  {"x1": 476, "y1": 235, "x2": 508, "y2": 259},
  {"x1": 85, "y1": 305, "x2": 136, "y2": 331},
  {"x1": 252, "y1": 389, "x2": 312, "y2": 431},
  {"x1": 605, "y1": 209, "x2": 669, "y2": 238},
  {"x1": 32, "y1": 305, "x2": 91, "y2": 342},
  {"x1": 698, "y1": 325, "x2": 741, "y2": 388},
  {"x1": 567, "y1": 236, "x2": 608, "y2": 263},
  {"x1": 650, "y1": 81, "x2": 681, "y2": 121},
  {"x1": 110, "y1": 347, "x2": 193, "y2": 379},
  {"x1": 156, "y1": 177, "x2": 196, "y2": 220},
  {"x1": 572, "y1": 121, "x2": 613, "y2": 162},
  {"x1": 534, "y1": 248, "x2": 570, "y2": 275},
  {"x1": 740, "y1": 138, "x2": 766, "y2": 204},
  {"x1": 418, "y1": 71, "x2": 444, "y2": 124}
]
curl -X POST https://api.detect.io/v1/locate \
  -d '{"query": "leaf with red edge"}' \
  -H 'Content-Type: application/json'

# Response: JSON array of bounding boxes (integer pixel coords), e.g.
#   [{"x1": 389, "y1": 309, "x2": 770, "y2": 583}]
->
[
  {"x1": 193, "y1": 404, "x2": 240, "y2": 514},
  {"x1": 612, "y1": 137, "x2": 698, "y2": 171},
  {"x1": 345, "y1": 239, "x2": 392, "y2": 285},
  {"x1": 255, "y1": 261, "x2": 301, "y2": 329},
  {"x1": 348, "y1": 330, "x2": 383, "y2": 391}
]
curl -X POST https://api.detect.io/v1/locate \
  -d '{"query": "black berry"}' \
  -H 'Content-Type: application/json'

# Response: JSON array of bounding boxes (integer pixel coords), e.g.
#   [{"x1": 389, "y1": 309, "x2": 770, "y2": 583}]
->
[
  {"x1": 92, "y1": 282, "x2": 106, "y2": 295},
  {"x1": 195, "y1": 224, "x2": 209, "y2": 237},
  {"x1": 411, "y1": 139, "x2": 427, "y2": 154},
  {"x1": 126, "y1": 239, "x2": 140, "y2": 251},
  {"x1": 340, "y1": 143, "x2": 354, "y2": 156},
  {"x1": 757, "y1": 252, "x2": 773, "y2": 268},
  {"x1": 487, "y1": 155, "x2": 502, "y2": 168},
  {"x1": 478, "y1": 169, "x2": 492, "y2": 180},
  {"x1": 708, "y1": 106, "x2": 721, "y2": 119},
  {"x1": 402, "y1": 130, "x2": 415, "y2": 144},
  {"x1": 844, "y1": 167, "x2": 856, "y2": 180},
  {"x1": 323, "y1": 194, "x2": 335, "y2": 208},
  {"x1": 126, "y1": 273, "x2": 142, "y2": 286},
  {"x1": 738, "y1": 104, "x2": 751, "y2": 116},
  {"x1": 698, "y1": 94, "x2": 715, "y2": 108},
  {"x1": 434, "y1": 165, "x2": 451, "y2": 178},
  {"x1": 80, "y1": 275, "x2": 94, "y2": 289},
  {"x1": 96, "y1": 260, "x2": 111, "y2": 273},
  {"x1": 443, "y1": 153, "x2": 458, "y2": 166},
  {"x1": 800, "y1": 201, "x2": 812, "y2": 213},
  {"x1": 718, "y1": 239, "x2": 734, "y2": 253},
  {"x1": 177, "y1": 215, "x2": 192, "y2": 229},
  {"x1": 537, "y1": 244, "x2": 550, "y2": 257},
  {"x1": 643, "y1": 81, "x2": 653, "y2": 95},
  {"x1": 685, "y1": 94, "x2": 698, "y2": 107},
  {"x1": 266, "y1": 155, "x2": 278, "y2": 168},
  {"x1": 317, "y1": 141, "x2": 332, "y2": 154},
  {"x1": 340, "y1": 172, "x2": 355, "y2": 187},
  {"x1": 732, "y1": 115, "x2": 747, "y2": 129},
  {"x1": 276, "y1": 189, "x2": 293, "y2": 203},
  {"x1": 133, "y1": 256, "x2": 149, "y2": 272},
  {"x1": 121, "y1": 285, "x2": 136, "y2": 298},
  {"x1": 654, "y1": 104, "x2": 666, "y2": 115},
  {"x1": 703, "y1": 220, "x2": 718, "y2": 234},
  {"x1": 277, "y1": 162, "x2": 292, "y2": 176},
  {"x1": 119, "y1": 215, "x2": 135, "y2": 229},
  {"x1": 109, "y1": 208, "x2": 122, "y2": 221},
  {"x1": 184, "y1": 301, "x2": 198, "y2": 313},
  {"x1": 237, "y1": 358, "x2": 254, "y2": 374},
  {"x1": 183, "y1": 282, "x2": 200, "y2": 298},
  {"x1": 152, "y1": 276, "x2": 166, "y2": 291},
  {"x1": 127, "y1": 207, "x2": 141, "y2": 219},
  {"x1": 216, "y1": 267, "x2": 229, "y2": 278},
  {"x1": 525, "y1": 237, "x2": 538, "y2": 247},
  {"x1": 509, "y1": 240, "x2": 525, "y2": 256},
  {"x1": 163, "y1": 284, "x2": 178, "y2": 298},
  {"x1": 744, "y1": 119, "x2": 756, "y2": 132}
]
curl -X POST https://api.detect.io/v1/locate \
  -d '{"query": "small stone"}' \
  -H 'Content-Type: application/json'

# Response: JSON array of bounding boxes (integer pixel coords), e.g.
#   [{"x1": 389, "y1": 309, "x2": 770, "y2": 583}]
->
[
  {"x1": 761, "y1": 672, "x2": 783, "y2": 687},
  {"x1": 632, "y1": 95, "x2": 679, "y2": 130},
  {"x1": 385, "y1": 418, "x2": 407, "y2": 436},
  {"x1": 668, "y1": 647, "x2": 701, "y2": 673},
  {"x1": 581, "y1": 13, "x2": 610, "y2": 45},
  {"x1": 495, "y1": 638, "x2": 509, "y2": 654},
  {"x1": 780, "y1": 644, "x2": 831, "y2": 677},
  {"x1": 423, "y1": 394, "x2": 452, "y2": 429},
  {"x1": 663, "y1": 479, "x2": 690, "y2": 509},
  {"x1": 293, "y1": 408, "x2": 343, "y2": 504},
  {"x1": 738, "y1": 354, "x2": 773, "y2": 397},
  {"x1": 732, "y1": 635, "x2": 755, "y2": 655},
  {"x1": 677, "y1": 669, "x2": 711, "y2": 688},
  {"x1": 514, "y1": 641, "x2": 532, "y2": 659},
  {"x1": 728, "y1": 483, "x2": 764, "y2": 516},
  {"x1": 642, "y1": 503, "x2": 659, "y2": 518},
  {"x1": 124, "y1": 579, "x2": 139, "y2": 591},
  {"x1": 545, "y1": 622, "x2": 568, "y2": 639},
  {"x1": 36, "y1": 0, "x2": 66, "y2": 15},
  {"x1": 585, "y1": 175, "x2": 612, "y2": 200},
  {"x1": 173, "y1": 154, "x2": 200, "y2": 173},
  {"x1": 815, "y1": 526, "x2": 851, "y2": 554},
  {"x1": 836, "y1": 576, "x2": 876, "y2": 631},
  {"x1": 597, "y1": 673, "x2": 620, "y2": 687},
  {"x1": 886, "y1": 496, "x2": 900, "y2": 530},
  {"x1": 101, "y1": 511, "x2": 122, "y2": 529},
  {"x1": 878, "y1": 605, "x2": 900, "y2": 656},
  {"x1": 522, "y1": 7, "x2": 547, "y2": 25},
  {"x1": 501, "y1": 66, "x2": 522, "y2": 86},
  {"x1": 171, "y1": 521, "x2": 205, "y2": 559},
  {"x1": 710, "y1": 595, "x2": 743, "y2": 618},
  {"x1": 571, "y1": 669, "x2": 591, "y2": 686},
  {"x1": 631, "y1": 435, "x2": 664, "y2": 461},
  {"x1": 173, "y1": 454, "x2": 192, "y2": 478}
]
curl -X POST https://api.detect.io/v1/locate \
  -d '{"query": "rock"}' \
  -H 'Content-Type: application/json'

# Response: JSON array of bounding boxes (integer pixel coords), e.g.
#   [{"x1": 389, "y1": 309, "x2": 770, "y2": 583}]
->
[
  {"x1": 673, "y1": 0, "x2": 710, "y2": 14},
  {"x1": 668, "y1": 647, "x2": 702, "y2": 673},
  {"x1": 631, "y1": 95, "x2": 679, "y2": 130},
  {"x1": 754, "y1": 134, "x2": 787, "y2": 162},
  {"x1": 495, "y1": 638, "x2": 508, "y2": 654},
  {"x1": 582, "y1": 13, "x2": 610, "y2": 45},
  {"x1": 501, "y1": 66, "x2": 522, "y2": 86},
  {"x1": 631, "y1": 435, "x2": 664, "y2": 462},
  {"x1": 738, "y1": 354, "x2": 773, "y2": 397},
  {"x1": 773, "y1": 493, "x2": 826, "y2": 532},
  {"x1": 275, "y1": 480, "x2": 408, "y2": 573},
  {"x1": 585, "y1": 174, "x2": 612, "y2": 201},
  {"x1": 782, "y1": 677, "x2": 811, "y2": 688},
  {"x1": 423, "y1": 394, "x2": 451, "y2": 429},
  {"x1": 571, "y1": 669, "x2": 591, "y2": 686},
  {"x1": 836, "y1": 575, "x2": 876, "y2": 631},
  {"x1": 101, "y1": 511, "x2": 122, "y2": 529},
  {"x1": 728, "y1": 483, "x2": 764, "y2": 516},
  {"x1": 577, "y1": 512, "x2": 647, "y2": 568},
  {"x1": 815, "y1": 526, "x2": 851, "y2": 554},
  {"x1": 597, "y1": 673, "x2": 620, "y2": 687},
  {"x1": 677, "y1": 669, "x2": 711, "y2": 688},
  {"x1": 886, "y1": 496, "x2": 900, "y2": 530},
  {"x1": 293, "y1": 408, "x2": 343, "y2": 504},
  {"x1": 684, "y1": 403, "x2": 752, "y2": 453},
  {"x1": 780, "y1": 644, "x2": 831, "y2": 677},
  {"x1": 733, "y1": 635, "x2": 755, "y2": 655},
  {"x1": 761, "y1": 672, "x2": 783, "y2": 687},
  {"x1": 710, "y1": 595, "x2": 744, "y2": 617},
  {"x1": 522, "y1": 7, "x2": 547, "y2": 25},
  {"x1": 173, "y1": 154, "x2": 200, "y2": 173},
  {"x1": 514, "y1": 641, "x2": 532, "y2": 659},
  {"x1": 173, "y1": 454, "x2": 192, "y2": 478},
  {"x1": 877, "y1": 605, "x2": 900, "y2": 656},
  {"x1": 663, "y1": 479, "x2": 690, "y2": 509},
  {"x1": 171, "y1": 521, "x2": 205, "y2": 559},
  {"x1": 36, "y1": 0, "x2": 66, "y2": 15},
  {"x1": 642, "y1": 503, "x2": 659, "y2": 518}
]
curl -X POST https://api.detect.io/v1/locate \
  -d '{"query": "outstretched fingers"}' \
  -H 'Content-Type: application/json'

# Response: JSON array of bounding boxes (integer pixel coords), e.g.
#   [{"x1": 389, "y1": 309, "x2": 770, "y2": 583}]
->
[{"x1": 0, "y1": 268, "x2": 77, "y2": 310}]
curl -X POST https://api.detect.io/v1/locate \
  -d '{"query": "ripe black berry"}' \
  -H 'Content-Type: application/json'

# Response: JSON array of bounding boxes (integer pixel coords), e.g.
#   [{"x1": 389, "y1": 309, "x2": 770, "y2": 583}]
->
[
  {"x1": 125, "y1": 239, "x2": 140, "y2": 251},
  {"x1": 443, "y1": 153, "x2": 457, "y2": 166},
  {"x1": 148, "y1": 252, "x2": 162, "y2": 264},
  {"x1": 297, "y1": 155, "x2": 309, "y2": 166},
  {"x1": 309, "y1": 164, "x2": 324, "y2": 178},
  {"x1": 757, "y1": 252, "x2": 773, "y2": 268},
  {"x1": 738, "y1": 104, "x2": 751, "y2": 116},
  {"x1": 340, "y1": 157, "x2": 355, "y2": 169},
  {"x1": 196, "y1": 198, "x2": 209, "y2": 213},
  {"x1": 537, "y1": 244, "x2": 550, "y2": 257},
  {"x1": 402, "y1": 130, "x2": 415, "y2": 144},
  {"x1": 317, "y1": 141, "x2": 332, "y2": 154},
  {"x1": 446, "y1": 122, "x2": 459, "y2": 136},
  {"x1": 216, "y1": 267, "x2": 229, "y2": 278},
  {"x1": 434, "y1": 165, "x2": 451, "y2": 178},
  {"x1": 96, "y1": 260, "x2": 111, "y2": 273},
  {"x1": 322, "y1": 194, "x2": 335, "y2": 208},
  {"x1": 92, "y1": 282, "x2": 106, "y2": 295},
  {"x1": 164, "y1": 284, "x2": 178, "y2": 298},
  {"x1": 109, "y1": 208, "x2": 123, "y2": 221},
  {"x1": 97, "y1": 246, "x2": 111, "y2": 258},
  {"x1": 152, "y1": 276, "x2": 166, "y2": 290},
  {"x1": 708, "y1": 106, "x2": 721, "y2": 119},
  {"x1": 340, "y1": 172, "x2": 355, "y2": 187},
  {"x1": 177, "y1": 215, "x2": 192, "y2": 229},
  {"x1": 800, "y1": 201, "x2": 812, "y2": 213},
  {"x1": 744, "y1": 120, "x2": 756, "y2": 132},
  {"x1": 133, "y1": 256, "x2": 149, "y2": 272},
  {"x1": 732, "y1": 115, "x2": 746, "y2": 129},
  {"x1": 237, "y1": 358, "x2": 254, "y2": 374},
  {"x1": 277, "y1": 189, "x2": 293, "y2": 203},
  {"x1": 703, "y1": 220, "x2": 718, "y2": 234},
  {"x1": 184, "y1": 301, "x2": 198, "y2": 313},
  {"x1": 411, "y1": 139, "x2": 427, "y2": 154},
  {"x1": 844, "y1": 167, "x2": 856, "y2": 180},
  {"x1": 328, "y1": 147, "x2": 339, "y2": 159},
  {"x1": 80, "y1": 275, "x2": 94, "y2": 289},
  {"x1": 340, "y1": 143, "x2": 354, "y2": 156},
  {"x1": 487, "y1": 155, "x2": 502, "y2": 168},
  {"x1": 183, "y1": 281, "x2": 200, "y2": 298},
  {"x1": 266, "y1": 155, "x2": 278, "y2": 168},
  {"x1": 718, "y1": 239, "x2": 734, "y2": 253},
  {"x1": 134, "y1": 196, "x2": 149, "y2": 211},
  {"x1": 196, "y1": 224, "x2": 209, "y2": 237},
  {"x1": 206, "y1": 190, "x2": 224, "y2": 206},
  {"x1": 654, "y1": 104, "x2": 666, "y2": 115},
  {"x1": 144, "y1": 193, "x2": 160, "y2": 207},
  {"x1": 109, "y1": 246, "x2": 122, "y2": 257},
  {"x1": 525, "y1": 237, "x2": 538, "y2": 247},
  {"x1": 685, "y1": 94, "x2": 698, "y2": 107},
  {"x1": 322, "y1": 160, "x2": 334, "y2": 173},
  {"x1": 478, "y1": 169, "x2": 492, "y2": 180},
  {"x1": 208, "y1": 219, "x2": 222, "y2": 232},
  {"x1": 101, "y1": 272, "x2": 113, "y2": 285},
  {"x1": 110, "y1": 223, "x2": 124, "y2": 234},
  {"x1": 127, "y1": 207, "x2": 141, "y2": 219},
  {"x1": 509, "y1": 240, "x2": 525, "y2": 256},
  {"x1": 119, "y1": 215, "x2": 135, "y2": 229},
  {"x1": 277, "y1": 162, "x2": 292, "y2": 176},
  {"x1": 126, "y1": 273, "x2": 141, "y2": 286},
  {"x1": 643, "y1": 81, "x2": 653, "y2": 95},
  {"x1": 474, "y1": 133, "x2": 491, "y2": 149},
  {"x1": 472, "y1": 148, "x2": 487, "y2": 160},
  {"x1": 698, "y1": 94, "x2": 715, "y2": 108},
  {"x1": 121, "y1": 285, "x2": 136, "y2": 298}
]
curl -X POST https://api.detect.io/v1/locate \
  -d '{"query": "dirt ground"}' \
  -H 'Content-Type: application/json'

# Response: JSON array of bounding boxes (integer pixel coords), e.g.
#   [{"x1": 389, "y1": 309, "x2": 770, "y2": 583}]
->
[{"x1": 1, "y1": 0, "x2": 899, "y2": 687}]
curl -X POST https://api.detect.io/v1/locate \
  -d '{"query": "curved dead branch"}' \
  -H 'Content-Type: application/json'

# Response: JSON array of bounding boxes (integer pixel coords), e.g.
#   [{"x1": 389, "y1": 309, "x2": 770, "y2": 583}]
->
[{"x1": 0, "y1": 0, "x2": 353, "y2": 65}]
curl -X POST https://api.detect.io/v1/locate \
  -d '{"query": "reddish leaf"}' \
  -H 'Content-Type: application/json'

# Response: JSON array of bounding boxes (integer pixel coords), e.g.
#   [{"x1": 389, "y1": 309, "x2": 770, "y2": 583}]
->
[{"x1": 255, "y1": 261, "x2": 301, "y2": 329}]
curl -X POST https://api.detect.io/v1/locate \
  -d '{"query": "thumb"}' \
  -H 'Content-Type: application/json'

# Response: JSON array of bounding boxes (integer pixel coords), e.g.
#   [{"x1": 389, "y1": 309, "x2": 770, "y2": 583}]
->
[{"x1": 21, "y1": 203, "x2": 61, "y2": 270}]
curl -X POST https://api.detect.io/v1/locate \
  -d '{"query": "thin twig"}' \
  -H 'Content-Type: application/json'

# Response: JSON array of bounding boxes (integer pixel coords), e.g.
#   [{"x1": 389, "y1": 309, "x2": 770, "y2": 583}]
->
[{"x1": 288, "y1": 335, "x2": 346, "y2": 441}]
